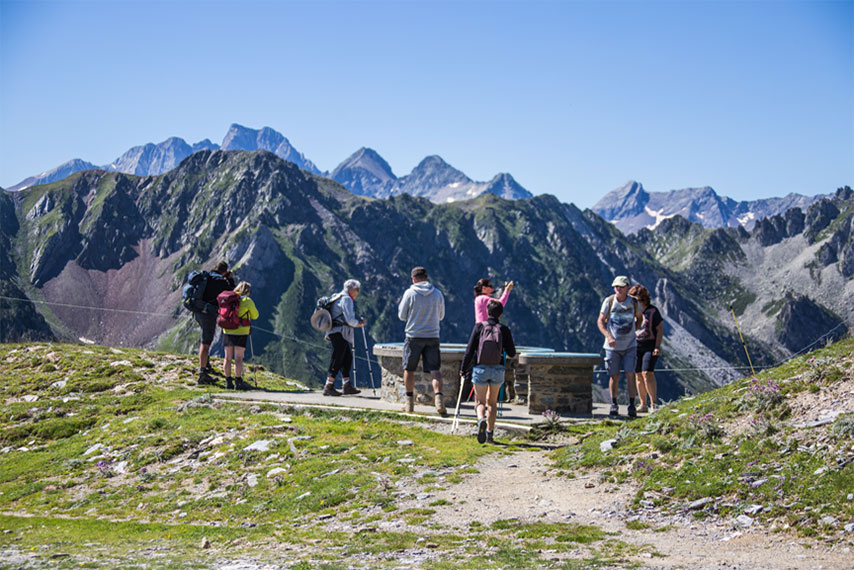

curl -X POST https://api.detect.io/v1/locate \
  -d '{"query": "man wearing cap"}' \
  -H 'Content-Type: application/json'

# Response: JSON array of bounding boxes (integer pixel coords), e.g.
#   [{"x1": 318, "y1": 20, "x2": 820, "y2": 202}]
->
[
  {"x1": 398, "y1": 266, "x2": 446, "y2": 415},
  {"x1": 597, "y1": 275, "x2": 642, "y2": 418}
]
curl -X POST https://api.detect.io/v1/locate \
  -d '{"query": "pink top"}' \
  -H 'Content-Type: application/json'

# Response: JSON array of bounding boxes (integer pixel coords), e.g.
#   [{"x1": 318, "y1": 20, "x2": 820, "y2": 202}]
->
[{"x1": 474, "y1": 288, "x2": 510, "y2": 323}]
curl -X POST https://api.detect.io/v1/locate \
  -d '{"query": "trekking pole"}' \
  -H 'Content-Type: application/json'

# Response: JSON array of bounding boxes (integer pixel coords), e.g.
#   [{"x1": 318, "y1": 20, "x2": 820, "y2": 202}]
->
[
  {"x1": 729, "y1": 305, "x2": 756, "y2": 376},
  {"x1": 351, "y1": 341, "x2": 358, "y2": 390},
  {"x1": 248, "y1": 331, "x2": 258, "y2": 388},
  {"x1": 451, "y1": 373, "x2": 466, "y2": 434},
  {"x1": 361, "y1": 327, "x2": 377, "y2": 396}
]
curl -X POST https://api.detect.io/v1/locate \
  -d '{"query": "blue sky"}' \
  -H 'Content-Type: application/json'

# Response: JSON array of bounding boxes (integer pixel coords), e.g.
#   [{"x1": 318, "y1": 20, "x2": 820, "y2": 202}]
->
[{"x1": 1, "y1": 0, "x2": 851, "y2": 208}]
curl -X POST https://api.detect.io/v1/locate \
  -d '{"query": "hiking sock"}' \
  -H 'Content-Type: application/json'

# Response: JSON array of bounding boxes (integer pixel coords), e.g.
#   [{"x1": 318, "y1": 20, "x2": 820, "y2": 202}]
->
[{"x1": 406, "y1": 392, "x2": 413, "y2": 398}]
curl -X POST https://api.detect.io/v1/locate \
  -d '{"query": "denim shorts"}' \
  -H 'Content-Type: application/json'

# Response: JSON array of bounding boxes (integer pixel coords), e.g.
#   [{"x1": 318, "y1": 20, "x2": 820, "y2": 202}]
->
[
  {"x1": 472, "y1": 364, "x2": 505, "y2": 386},
  {"x1": 604, "y1": 348, "x2": 637, "y2": 377}
]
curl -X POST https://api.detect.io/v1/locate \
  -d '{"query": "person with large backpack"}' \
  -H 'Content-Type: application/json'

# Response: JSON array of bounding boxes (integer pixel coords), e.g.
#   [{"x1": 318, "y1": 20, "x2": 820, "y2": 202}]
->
[
  {"x1": 219, "y1": 281, "x2": 259, "y2": 390},
  {"x1": 459, "y1": 299, "x2": 516, "y2": 444},
  {"x1": 597, "y1": 275, "x2": 643, "y2": 418},
  {"x1": 322, "y1": 279, "x2": 366, "y2": 396},
  {"x1": 183, "y1": 261, "x2": 234, "y2": 385}
]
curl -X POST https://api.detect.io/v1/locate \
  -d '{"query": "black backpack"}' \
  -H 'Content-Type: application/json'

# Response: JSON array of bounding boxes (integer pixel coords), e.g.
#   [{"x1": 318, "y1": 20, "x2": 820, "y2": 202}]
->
[
  {"x1": 182, "y1": 271, "x2": 212, "y2": 314},
  {"x1": 477, "y1": 321, "x2": 504, "y2": 366}
]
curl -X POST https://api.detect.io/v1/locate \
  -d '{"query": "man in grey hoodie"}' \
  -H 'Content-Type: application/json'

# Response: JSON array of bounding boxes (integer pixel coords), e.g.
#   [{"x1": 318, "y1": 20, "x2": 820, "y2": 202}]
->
[{"x1": 398, "y1": 266, "x2": 446, "y2": 414}]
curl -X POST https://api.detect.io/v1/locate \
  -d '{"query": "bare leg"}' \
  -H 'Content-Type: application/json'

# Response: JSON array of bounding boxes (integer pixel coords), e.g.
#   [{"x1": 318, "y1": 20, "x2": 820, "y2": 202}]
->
[
  {"x1": 224, "y1": 346, "x2": 234, "y2": 378},
  {"x1": 199, "y1": 344, "x2": 211, "y2": 369},
  {"x1": 234, "y1": 346, "x2": 246, "y2": 378},
  {"x1": 644, "y1": 371, "x2": 657, "y2": 407},
  {"x1": 430, "y1": 370, "x2": 443, "y2": 397},
  {"x1": 626, "y1": 372, "x2": 637, "y2": 398},
  {"x1": 485, "y1": 384, "x2": 500, "y2": 431},
  {"x1": 609, "y1": 374, "x2": 620, "y2": 400},
  {"x1": 636, "y1": 373, "x2": 648, "y2": 407},
  {"x1": 474, "y1": 384, "x2": 488, "y2": 420},
  {"x1": 403, "y1": 370, "x2": 415, "y2": 392}
]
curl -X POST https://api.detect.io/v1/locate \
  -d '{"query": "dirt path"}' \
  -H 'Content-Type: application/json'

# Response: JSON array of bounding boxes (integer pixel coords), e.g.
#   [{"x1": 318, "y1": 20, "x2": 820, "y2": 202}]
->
[{"x1": 396, "y1": 447, "x2": 851, "y2": 569}]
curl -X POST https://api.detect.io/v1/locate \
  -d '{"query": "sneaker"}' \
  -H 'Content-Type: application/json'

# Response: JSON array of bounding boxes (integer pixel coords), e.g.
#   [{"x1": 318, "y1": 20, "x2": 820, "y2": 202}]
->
[
  {"x1": 486, "y1": 431, "x2": 495, "y2": 444},
  {"x1": 609, "y1": 403, "x2": 619, "y2": 418},
  {"x1": 323, "y1": 384, "x2": 341, "y2": 397},
  {"x1": 234, "y1": 377, "x2": 252, "y2": 391},
  {"x1": 627, "y1": 402, "x2": 637, "y2": 418},
  {"x1": 403, "y1": 396, "x2": 414, "y2": 413},
  {"x1": 477, "y1": 418, "x2": 487, "y2": 444},
  {"x1": 434, "y1": 394, "x2": 447, "y2": 416},
  {"x1": 225, "y1": 376, "x2": 234, "y2": 390},
  {"x1": 342, "y1": 383, "x2": 361, "y2": 395},
  {"x1": 638, "y1": 404, "x2": 649, "y2": 413}
]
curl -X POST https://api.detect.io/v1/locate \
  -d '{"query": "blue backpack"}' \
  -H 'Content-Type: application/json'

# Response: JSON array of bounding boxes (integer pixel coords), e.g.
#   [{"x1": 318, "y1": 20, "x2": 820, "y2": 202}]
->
[{"x1": 182, "y1": 270, "x2": 213, "y2": 314}]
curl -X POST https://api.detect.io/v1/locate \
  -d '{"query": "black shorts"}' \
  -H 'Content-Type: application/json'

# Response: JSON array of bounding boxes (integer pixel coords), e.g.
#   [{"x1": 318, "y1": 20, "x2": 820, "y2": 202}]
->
[
  {"x1": 223, "y1": 334, "x2": 248, "y2": 348},
  {"x1": 636, "y1": 341, "x2": 658, "y2": 373},
  {"x1": 194, "y1": 312, "x2": 218, "y2": 345},
  {"x1": 403, "y1": 337, "x2": 441, "y2": 372}
]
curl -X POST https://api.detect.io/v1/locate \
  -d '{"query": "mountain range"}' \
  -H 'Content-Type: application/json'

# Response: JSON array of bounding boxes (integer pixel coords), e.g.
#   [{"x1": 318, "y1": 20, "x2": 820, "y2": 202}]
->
[
  {"x1": 2, "y1": 149, "x2": 850, "y2": 403},
  {"x1": 7, "y1": 124, "x2": 530, "y2": 203},
  {"x1": 593, "y1": 180, "x2": 823, "y2": 234},
  {"x1": 9, "y1": 125, "x2": 829, "y2": 230}
]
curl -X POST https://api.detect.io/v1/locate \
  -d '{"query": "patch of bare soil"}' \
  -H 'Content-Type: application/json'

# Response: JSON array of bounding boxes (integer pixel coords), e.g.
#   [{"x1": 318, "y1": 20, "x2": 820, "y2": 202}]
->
[{"x1": 395, "y1": 447, "x2": 852, "y2": 569}]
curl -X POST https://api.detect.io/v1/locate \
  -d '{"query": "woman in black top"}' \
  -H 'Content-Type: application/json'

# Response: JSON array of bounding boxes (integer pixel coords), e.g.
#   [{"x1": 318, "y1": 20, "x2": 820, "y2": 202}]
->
[{"x1": 629, "y1": 285, "x2": 663, "y2": 412}]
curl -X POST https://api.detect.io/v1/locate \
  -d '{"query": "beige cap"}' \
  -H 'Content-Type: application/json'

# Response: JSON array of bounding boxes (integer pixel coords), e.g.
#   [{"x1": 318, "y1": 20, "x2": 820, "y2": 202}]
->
[{"x1": 611, "y1": 275, "x2": 630, "y2": 287}]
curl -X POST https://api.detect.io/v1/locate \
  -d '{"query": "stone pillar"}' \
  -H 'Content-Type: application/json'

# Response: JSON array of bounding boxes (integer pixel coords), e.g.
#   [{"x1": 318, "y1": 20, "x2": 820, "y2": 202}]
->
[{"x1": 518, "y1": 353, "x2": 601, "y2": 415}]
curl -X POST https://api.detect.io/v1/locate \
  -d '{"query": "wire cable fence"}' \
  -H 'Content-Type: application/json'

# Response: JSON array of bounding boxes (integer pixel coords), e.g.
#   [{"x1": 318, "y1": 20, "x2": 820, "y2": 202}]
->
[{"x1": 1, "y1": 294, "x2": 850, "y2": 382}]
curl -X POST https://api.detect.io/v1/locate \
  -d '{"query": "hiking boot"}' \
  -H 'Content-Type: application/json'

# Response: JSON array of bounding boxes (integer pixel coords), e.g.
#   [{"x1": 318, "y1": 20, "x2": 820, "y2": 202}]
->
[
  {"x1": 197, "y1": 370, "x2": 215, "y2": 385},
  {"x1": 435, "y1": 394, "x2": 447, "y2": 416},
  {"x1": 627, "y1": 402, "x2": 637, "y2": 418},
  {"x1": 234, "y1": 377, "x2": 252, "y2": 391},
  {"x1": 609, "y1": 402, "x2": 619, "y2": 418},
  {"x1": 203, "y1": 364, "x2": 215, "y2": 375},
  {"x1": 403, "y1": 395, "x2": 414, "y2": 413},
  {"x1": 342, "y1": 383, "x2": 361, "y2": 395},
  {"x1": 486, "y1": 431, "x2": 495, "y2": 444},
  {"x1": 225, "y1": 376, "x2": 234, "y2": 390},
  {"x1": 323, "y1": 384, "x2": 342, "y2": 397},
  {"x1": 476, "y1": 418, "x2": 487, "y2": 444}
]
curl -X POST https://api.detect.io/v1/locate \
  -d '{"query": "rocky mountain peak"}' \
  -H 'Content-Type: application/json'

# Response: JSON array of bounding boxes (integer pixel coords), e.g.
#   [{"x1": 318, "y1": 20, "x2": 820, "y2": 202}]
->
[
  {"x1": 400, "y1": 155, "x2": 470, "y2": 188},
  {"x1": 330, "y1": 148, "x2": 396, "y2": 197},
  {"x1": 221, "y1": 124, "x2": 320, "y2": 174},
  {"x1": 482, "y1": 172, "x2": 533, "y2": 200}
]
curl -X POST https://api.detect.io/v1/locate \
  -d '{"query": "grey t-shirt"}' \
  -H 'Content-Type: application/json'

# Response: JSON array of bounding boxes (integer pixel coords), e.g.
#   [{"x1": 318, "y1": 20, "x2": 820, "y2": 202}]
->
[{"x1": 601, "y1": 295, "x2": 640, "y2": 351}]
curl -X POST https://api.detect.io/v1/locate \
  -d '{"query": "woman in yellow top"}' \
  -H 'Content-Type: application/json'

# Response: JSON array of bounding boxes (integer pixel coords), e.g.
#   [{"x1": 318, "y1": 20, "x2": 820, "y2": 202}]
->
[{"x1": 222, "y1": 281, "x2": 259, "y2": 390}]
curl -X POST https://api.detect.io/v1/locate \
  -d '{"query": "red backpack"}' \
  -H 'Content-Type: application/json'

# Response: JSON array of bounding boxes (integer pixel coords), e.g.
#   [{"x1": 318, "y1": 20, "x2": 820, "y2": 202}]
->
[{"x1": 216, "y1": 291, "x2": 251, "y2": 329}]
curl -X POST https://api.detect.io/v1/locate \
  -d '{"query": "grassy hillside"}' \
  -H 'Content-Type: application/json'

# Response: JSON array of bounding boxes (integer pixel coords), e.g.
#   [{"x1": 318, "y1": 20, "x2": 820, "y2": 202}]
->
[
  {"x1": 552, "y1": 337, "x2": 854, "y2": 538},
  {"x1": 0, "y1": 340, "x2": 851, "y2": 568}
]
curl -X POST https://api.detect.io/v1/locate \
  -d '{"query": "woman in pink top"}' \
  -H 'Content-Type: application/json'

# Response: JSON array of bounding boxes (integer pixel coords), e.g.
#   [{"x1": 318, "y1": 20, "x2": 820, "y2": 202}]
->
[{"x1": 473, "y1": 278, "x2": 514, "y2": 323}]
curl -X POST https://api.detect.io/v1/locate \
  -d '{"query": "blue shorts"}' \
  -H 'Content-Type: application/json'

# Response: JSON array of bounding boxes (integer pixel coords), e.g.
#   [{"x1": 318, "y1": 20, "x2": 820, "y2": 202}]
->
[
  {"x1": 604, "y1": 348, "x2": 637, "y2": 377},
  {"x1": 472, "y1": 365, "x2": 505, "y2": 386}
]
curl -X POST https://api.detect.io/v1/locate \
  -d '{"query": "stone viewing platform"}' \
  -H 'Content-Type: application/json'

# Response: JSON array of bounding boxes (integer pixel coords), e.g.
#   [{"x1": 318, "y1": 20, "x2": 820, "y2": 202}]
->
[{"x1": 373, "y1": 343, "x2": 600, "y2": 416}]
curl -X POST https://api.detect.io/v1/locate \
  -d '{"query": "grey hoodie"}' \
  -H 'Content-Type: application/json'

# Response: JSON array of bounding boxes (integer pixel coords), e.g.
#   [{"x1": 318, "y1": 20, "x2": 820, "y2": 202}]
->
[{"x1": 398, "y1": 281, "x2": 445, "y2": 338}]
